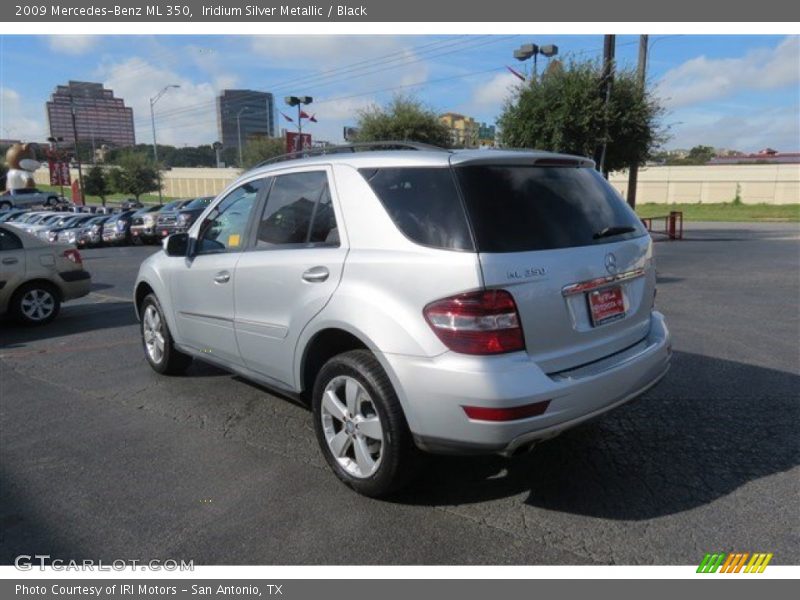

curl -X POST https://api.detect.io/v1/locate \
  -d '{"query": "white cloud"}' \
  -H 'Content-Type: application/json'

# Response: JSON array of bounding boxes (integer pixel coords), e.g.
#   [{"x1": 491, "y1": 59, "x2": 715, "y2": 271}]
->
[
  {"x1": 666, "y1": 104, "x2": 800, "y2": 152},
  {"x1": 471, "y1": 72, "x2": 520, "y2": 109},
  {"x1": 655, "y1": 36, "x2": 800, "y2": 109},
  {"x1": 48, "y1": 35, "x2": 97, "y2": 56},
  {"x1": 0, "y1": 87, "x2": 47, "y2": 141},
  {"x1": 99, "y1": 57, "x2": 218, "y2": 146}
]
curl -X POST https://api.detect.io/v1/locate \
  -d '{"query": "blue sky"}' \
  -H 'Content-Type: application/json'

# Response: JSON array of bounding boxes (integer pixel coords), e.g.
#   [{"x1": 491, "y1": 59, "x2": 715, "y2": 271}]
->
[{"x1": 1, "y1": 34, "x2": 798, "y2": 152}]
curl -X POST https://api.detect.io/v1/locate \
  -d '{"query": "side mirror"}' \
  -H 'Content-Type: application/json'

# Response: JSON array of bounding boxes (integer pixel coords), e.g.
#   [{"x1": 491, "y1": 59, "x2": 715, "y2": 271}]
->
[{"x1": 164, "y1": 232, "x2": 189, "y2": 257}]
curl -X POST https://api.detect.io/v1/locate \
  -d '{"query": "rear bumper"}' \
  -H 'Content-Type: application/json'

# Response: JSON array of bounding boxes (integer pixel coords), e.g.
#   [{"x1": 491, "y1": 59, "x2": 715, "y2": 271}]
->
[
  {"x1": 383, "y1": 311, "x2": 671, "y2": 455},
  {"x1": 59, "y1": 270, "x2": 92, "y2": 301}
]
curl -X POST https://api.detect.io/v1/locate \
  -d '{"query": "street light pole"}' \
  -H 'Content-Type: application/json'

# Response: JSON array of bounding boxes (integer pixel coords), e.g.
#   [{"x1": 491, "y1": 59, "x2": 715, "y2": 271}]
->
[
  {"x1": 236, "y1": 106, "x2": 251, "y2": 167},
  {"x1": 150, "y1": 84, "x2": 180, "y2": 205},
  {"x1": 284, "y1": 96, "x2": 313, "y2": 152}
]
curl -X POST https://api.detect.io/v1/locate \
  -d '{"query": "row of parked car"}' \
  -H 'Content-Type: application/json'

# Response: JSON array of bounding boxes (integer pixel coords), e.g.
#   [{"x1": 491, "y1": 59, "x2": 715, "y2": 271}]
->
[{"x1": 0, "y1": 196, "x2": 213, "y2": 249}]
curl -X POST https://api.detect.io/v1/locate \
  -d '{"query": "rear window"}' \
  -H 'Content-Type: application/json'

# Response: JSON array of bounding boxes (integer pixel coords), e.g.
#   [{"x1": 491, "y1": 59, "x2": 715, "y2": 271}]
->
[
  {"x1": 455, "y1": 165, "x2": 647, "y2": 253},
  {"x1": 359, "y1": 167, "x2": 473, "y2": 251}
]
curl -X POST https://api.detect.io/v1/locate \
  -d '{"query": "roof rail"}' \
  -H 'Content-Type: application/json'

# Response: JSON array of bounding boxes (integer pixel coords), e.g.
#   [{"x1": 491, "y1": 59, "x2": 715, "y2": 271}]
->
[{"x1": 251, "y1": 140, "x2": 450, "y2": 169}]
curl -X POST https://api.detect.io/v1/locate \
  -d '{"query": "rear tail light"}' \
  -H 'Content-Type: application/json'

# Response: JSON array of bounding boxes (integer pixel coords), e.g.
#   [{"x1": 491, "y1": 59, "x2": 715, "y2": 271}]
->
[
  {"x1": 423, "y1": 289, "x2": 525, "y2": 355},
  {"x1": 63, "y1": 249, "x2": 82, "y2": 265}
]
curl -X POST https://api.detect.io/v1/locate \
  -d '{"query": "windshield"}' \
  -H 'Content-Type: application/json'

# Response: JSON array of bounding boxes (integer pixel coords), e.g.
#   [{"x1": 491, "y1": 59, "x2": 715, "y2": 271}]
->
[{"x1": 185, "y1": 197, "x2": 213, "y2": 210}]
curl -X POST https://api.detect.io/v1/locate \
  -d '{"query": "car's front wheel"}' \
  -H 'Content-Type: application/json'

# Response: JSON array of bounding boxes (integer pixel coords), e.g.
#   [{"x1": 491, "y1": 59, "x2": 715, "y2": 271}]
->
[
  {"x1": 312, "y1": 349, "x2": 421, "y2": 497},
  {"x1": 46, "y1": 196, "x2": 58, "y2": 207},
  {"x1": 140, "y1": 293, "x2": 192, "y2": 375},
  {"x1": 10, "y1": 282, "x2": 61, "y2": 325},
  {"x1": 0, "y1": 201, "x2": 12, "y2": 210}
]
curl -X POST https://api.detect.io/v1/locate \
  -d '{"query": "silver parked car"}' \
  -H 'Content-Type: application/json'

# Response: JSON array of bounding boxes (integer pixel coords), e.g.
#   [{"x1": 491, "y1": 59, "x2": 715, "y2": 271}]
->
[
  {"x1": 0, "y1": 224, "x2": 92, "y2": 324},
  {"x1": 134, "y1": 144, "x2": 671, "y2": 497},
  {"x1": 0, "y1": 188, "x2": 62, "y2": 210}
]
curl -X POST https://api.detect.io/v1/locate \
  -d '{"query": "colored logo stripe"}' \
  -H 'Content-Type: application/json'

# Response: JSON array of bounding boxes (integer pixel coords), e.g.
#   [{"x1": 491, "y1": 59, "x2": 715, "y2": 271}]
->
[{"x1": 697, "y1": 552, "x2": 773, "y2": 573}]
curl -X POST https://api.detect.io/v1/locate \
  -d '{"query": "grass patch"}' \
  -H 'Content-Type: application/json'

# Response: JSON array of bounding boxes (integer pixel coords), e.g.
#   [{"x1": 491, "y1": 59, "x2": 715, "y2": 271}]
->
[
  {"x1": 37, "y1": 184, "x2": 176, "y2": 206},
  {"x1": 636, "y1": 202, "x2": 800, "y2": 222}
]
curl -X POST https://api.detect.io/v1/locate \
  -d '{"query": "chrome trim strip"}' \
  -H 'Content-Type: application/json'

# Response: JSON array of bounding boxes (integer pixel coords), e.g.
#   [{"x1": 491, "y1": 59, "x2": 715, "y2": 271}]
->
[
  {"x1": 561, "y1": 268, "x2": 646, "y2": 297},
  {"x1": 178, "y1": 311, "x2": 233, "y2": 323}
]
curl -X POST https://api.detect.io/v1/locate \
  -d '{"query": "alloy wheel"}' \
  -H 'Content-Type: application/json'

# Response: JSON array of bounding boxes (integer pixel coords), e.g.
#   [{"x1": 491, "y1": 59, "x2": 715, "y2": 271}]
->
[
  {"x1": 20, "y1": 288, "x2": 56, "y2": 322},
  {"x1": 321, "y1": 375, "x2": 384, "y2": 478}
]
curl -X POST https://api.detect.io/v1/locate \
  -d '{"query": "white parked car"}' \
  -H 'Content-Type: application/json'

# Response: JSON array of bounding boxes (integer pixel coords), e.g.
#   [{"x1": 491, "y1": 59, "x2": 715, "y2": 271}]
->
[{"x1": 134, "y1": 143, "x2": 671, "y2": 496}]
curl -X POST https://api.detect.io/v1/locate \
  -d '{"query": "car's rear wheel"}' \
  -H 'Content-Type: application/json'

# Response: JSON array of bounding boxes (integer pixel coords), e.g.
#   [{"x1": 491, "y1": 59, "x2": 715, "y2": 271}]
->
[
  {"x1": 312, "y1": 349, "x2": 421, "y2": 497},
  {"x1": 140, "y1": 293, "x2": 192, "y2": 375},
  {"x1": 46, "y1": 196, "x2": 58, "y2": 207},
  {"x1": 11, "y1": 282, "x2": 61, "y2": 325}
]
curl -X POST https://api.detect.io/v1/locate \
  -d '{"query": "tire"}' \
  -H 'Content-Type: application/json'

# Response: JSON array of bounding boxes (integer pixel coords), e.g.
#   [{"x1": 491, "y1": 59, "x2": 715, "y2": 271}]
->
[
  {"x1": 10, "y1": 281, "x2": 61, "y2": 326},
  {"x1": 139, "y1": 293, "x2": 192, "y2": 375},
  {"x1": 0, "y1": 201, "x2": 12, "y2": 210},
  {"x1": 46, "y1": 196, "x2": 58, "y2": 207},
  {"x1": 312, "y1": 349, "x2": 421, "y2": 497}
]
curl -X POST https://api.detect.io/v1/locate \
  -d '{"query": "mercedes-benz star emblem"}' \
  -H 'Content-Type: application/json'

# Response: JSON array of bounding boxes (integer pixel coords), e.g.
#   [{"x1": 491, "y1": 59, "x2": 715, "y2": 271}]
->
[{"x1": 605, "y1": 252, "x2": 618, "y2": 274}]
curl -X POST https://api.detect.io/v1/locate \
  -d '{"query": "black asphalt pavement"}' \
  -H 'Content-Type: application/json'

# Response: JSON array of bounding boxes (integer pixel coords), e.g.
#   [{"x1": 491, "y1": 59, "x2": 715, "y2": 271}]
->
[{"x1": 1, "y1": 223, "x2": 798, "y2": 565}]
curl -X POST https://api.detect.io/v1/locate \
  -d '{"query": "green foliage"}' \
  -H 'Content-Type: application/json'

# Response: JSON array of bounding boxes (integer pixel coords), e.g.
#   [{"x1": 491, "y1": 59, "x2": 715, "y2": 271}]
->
[
  {"x1": 498, "y1": 59, "x2": 666, "y2": 173},
  {"x1": 242, "y1": 137, "x2": 286, "y2": 169},
  {"x1": 355, "y1": 95, "x2": 451, "y2": 148},
  {"x1": 83, "y1": 165, "x2": 111, "y2": 206},
  {"x1": 661, "y1": 145, "x2": 718, "y2": 166},
  {"x1": 104, "y1": 144, "x2": 220, "y2": 168},
  {"x1": 732, "y1": 183, "x2": 743, "y2": 205},
  {"x1": 108, "y1": 152, "x2": 161, "y2": 201}
]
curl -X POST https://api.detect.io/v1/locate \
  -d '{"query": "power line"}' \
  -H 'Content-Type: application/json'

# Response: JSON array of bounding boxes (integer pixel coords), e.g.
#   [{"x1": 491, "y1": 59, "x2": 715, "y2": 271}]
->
[{"x1": 132, "y1": 35, "x2": 519, "y2": 128}]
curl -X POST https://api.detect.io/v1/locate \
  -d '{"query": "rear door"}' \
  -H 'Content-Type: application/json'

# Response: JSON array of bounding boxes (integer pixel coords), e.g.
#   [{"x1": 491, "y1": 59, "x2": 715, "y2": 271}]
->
[
  {"x1": 454, "y1": 161, "x2": 654, "y2": 374},
  {"x1": 234, "y1": 167, "x2": 347, "y2": 387}
]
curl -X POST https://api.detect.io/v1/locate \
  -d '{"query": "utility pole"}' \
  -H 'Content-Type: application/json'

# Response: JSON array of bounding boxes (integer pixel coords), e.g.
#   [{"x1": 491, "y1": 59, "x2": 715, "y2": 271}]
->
[
  {"x1": 69, "y1": 95, "x2": 85, "y2": 205},
  {"x1": 236, "y1": 106, "x2": 250, "y2": 167},
  {"x1": 596, "y1": 34, "x2": 616, "y2": 177},
  {"x1": 625, "y1": 35, "x2": 649, "y2": 209}
]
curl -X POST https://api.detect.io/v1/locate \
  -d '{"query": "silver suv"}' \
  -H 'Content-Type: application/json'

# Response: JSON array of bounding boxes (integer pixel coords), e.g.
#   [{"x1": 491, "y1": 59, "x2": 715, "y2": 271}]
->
[{"x1": 134, "y1": 144, "x2": 671, "y2": 497}]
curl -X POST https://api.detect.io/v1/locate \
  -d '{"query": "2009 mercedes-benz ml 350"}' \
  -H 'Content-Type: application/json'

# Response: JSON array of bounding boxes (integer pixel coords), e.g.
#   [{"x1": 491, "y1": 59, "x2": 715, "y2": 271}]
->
[{"x1": 134, "y1": 143, "x2": 671, "y2": 497}]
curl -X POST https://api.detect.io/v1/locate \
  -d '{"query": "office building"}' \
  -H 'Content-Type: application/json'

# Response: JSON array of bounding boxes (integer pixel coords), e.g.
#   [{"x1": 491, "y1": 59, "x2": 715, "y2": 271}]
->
[
  {"x1": 46, "y1": 81, "x2": 135, "y2": 148},
  {"x1": 216, "y1": 89, "x2": 276, "y2": 150}
]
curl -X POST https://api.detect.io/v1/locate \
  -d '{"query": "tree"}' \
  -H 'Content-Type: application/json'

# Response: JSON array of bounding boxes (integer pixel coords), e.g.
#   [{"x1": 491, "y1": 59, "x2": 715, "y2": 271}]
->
[
  {"x1": 83, "y1": 166, "x2": 111, "y2": 206},
  {"x1": 355, "y1": 95, "x2": 451, "y2": 148},
  {"x1": 108, "y1": 152, "x2": 160, "y2": 201},
  {"x1": 242, "y1": 137, "x2": 286, "y2": 169},
  {"x1": 498, "y1": 59, "x2": 665, "y2": 174}
]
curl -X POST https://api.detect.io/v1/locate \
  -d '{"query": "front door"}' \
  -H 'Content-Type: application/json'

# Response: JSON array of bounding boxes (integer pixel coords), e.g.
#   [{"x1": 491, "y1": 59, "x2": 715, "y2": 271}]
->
[{"x1": 170, "y1": 178, "x2": 266, "y2": 366}]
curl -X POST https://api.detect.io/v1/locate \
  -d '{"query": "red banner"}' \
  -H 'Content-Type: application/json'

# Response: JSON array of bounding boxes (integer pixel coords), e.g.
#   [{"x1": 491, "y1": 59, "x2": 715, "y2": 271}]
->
[
  {"x1": 48, "y1": 160, "x2": 71, "y2": 186},
  {"x1": 286, "y1": 131, "x2": 312, "y2": 153}
]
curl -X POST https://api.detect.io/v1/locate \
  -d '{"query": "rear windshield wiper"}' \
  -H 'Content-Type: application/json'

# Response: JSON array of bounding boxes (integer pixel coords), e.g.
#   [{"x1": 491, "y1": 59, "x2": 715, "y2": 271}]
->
[{"x1": 593, "y1": 225, "x2": 636, "y2": 240}]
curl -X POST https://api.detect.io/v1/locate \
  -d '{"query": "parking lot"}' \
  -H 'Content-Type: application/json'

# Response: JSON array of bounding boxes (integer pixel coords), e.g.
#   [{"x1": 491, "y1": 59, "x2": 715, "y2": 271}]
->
[{"x1": 1, "y1": 222, "x2": 798, "y2": 565}]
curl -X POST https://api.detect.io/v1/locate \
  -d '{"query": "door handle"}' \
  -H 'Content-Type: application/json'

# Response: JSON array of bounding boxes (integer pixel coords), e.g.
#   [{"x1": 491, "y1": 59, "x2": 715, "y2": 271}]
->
[
  {"x1": 2, "y1": 257, "x2": 18, "y2": 265},
  {"x1": 213, "y1": 271, "x2": 231, "y2": 284},
  {"x1": 302, "y1": 266, "x2": 329, "y2": 283}
]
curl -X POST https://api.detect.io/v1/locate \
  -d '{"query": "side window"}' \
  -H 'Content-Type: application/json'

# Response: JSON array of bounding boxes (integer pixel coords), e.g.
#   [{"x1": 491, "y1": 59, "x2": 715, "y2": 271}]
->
[
  {"x1": 196, "y1": 179, "x2": 265, "y2": 255},
  {"x1": 359, "y1": 167, "x2": 473, "y2": 251},
  {"x1": 0, "y1": 228, "x2": 23, "y2": 251},
  {"x1": 255, "y1": 171, "x2": 338, "y2": 248}
]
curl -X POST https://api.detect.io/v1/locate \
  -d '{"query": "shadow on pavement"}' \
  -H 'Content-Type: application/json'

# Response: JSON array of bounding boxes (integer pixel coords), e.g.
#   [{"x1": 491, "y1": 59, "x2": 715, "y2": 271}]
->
[
  {"x1": 394, "y1": 350, "x2": 799, "y2": 519},
  {"x1": 0, "y1": 301, "x2": 137, "y2": 348}
]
